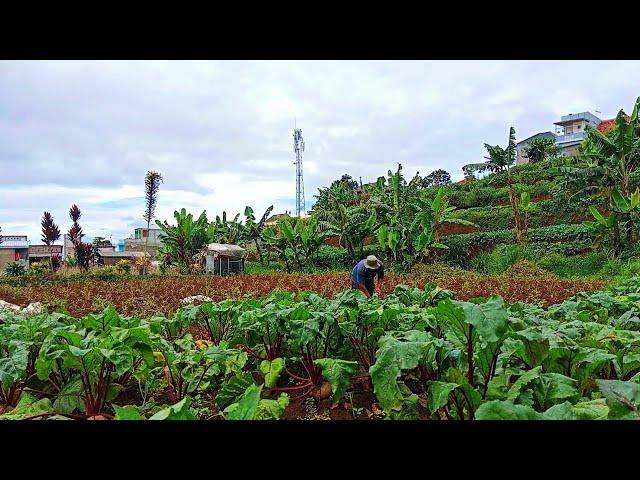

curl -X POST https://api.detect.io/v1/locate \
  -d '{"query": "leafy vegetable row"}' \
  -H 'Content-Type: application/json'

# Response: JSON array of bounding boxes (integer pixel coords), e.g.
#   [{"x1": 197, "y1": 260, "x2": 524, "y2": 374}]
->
[{"x1": 1, "y1": 278, "x2": 640, "y2": 420}]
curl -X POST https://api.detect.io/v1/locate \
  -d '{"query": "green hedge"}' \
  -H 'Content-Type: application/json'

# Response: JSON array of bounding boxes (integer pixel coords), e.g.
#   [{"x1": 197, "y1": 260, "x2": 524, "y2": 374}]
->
[
  {"x1": 439, "y1": 224, "x2": 595, "y2": 267},
  {"x1": 450, "y1": 196, "x2": 603, "y2": 232},
  {"x1": 443, "y1": 180, "x2": 557, "y2": 209}
]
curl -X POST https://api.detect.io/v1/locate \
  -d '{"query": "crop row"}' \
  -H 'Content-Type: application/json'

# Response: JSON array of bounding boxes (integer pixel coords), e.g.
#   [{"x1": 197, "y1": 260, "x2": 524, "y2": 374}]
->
[
  {"x1": 1, "y1": 278, "x2": 640, "y2": 420},
  {"x1": 0, "y1": 271, "x2": 605, "y2": 317}
]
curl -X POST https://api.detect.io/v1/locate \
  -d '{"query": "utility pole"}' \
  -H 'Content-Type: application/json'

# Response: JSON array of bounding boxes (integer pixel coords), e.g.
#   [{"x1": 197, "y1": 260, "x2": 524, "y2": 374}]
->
[{"x1": 293, "y1": 124, "x2": 305, "y2": 217}]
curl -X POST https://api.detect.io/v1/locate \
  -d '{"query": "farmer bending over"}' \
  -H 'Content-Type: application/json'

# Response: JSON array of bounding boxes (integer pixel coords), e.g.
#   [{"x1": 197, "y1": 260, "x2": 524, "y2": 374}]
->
[{"x1": 351, "y1": 255, "x2": 384, "y2": 298}]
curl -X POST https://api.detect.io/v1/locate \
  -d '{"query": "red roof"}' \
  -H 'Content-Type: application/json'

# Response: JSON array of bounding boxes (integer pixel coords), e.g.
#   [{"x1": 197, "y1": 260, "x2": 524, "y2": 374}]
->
[
  {"x1": 597, "y1": 119, "x2": 616, "y2": 133},
  {"x1": 597, "y1": 113, "x2": 630, "y2": 134}
]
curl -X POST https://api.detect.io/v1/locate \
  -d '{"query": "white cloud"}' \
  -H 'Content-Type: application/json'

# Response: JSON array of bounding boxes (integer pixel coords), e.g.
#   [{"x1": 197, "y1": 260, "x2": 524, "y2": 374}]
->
[{"x1": 1, "y1": 60, "x2": 639, "y2": 244}]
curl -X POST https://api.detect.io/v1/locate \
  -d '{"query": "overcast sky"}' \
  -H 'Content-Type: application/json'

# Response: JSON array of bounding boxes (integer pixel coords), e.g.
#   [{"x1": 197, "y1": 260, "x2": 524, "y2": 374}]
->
[{"x1": 1, "y1": 60, "x2": 639, "y2": 245}]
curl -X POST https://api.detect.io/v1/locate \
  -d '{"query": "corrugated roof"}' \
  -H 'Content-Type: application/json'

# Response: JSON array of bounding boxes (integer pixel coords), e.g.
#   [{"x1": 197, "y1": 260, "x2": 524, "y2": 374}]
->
[
  {"x1": 100, "y1": 251, "x2": 148, "y2": 257},
  {"x1": 205, "y1": 243, "x2": 246, "y2": 257},
  {"x1": 516, "y1": 131, "x2": 556, "y2": 146},
  {"x1": 0, "y1": 240, "x2": 29, "y2": 248}
]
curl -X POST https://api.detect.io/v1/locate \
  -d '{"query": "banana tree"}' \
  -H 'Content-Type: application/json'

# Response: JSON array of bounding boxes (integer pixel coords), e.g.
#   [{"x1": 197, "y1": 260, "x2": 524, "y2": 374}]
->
[
  {"x1": 484, "y1": 127, "x2": 525, "y2": 243},
  {"x1": 208, "y1": 211, "x2": 243, "y2": 245},
  {"x1": 261, "y1": 225, "x2": 292, "y2": 273},
  {"x1": 156, "y1": 209, "x2": 210, "y2": 271},
  {"x1": 583, "y1": 98, "x2": 640, "y2": 243},
  {"x1": 410, "y1": 187, "x2": 477, "y2": 259},
  {"x1": 318, "y1": 203, "x2": 377, "y2": 262},
  {"x1": 297, "y1": 216, "x2": 328, "y2": 265},
  {"x1": 584, "y1": 206, "x2": 620, "y2": 257},
  {"x1": 244, "y1": 205, "x2": 273, "y2": 265},
  {"x1": 372, "y1": 164, "x2": 421, "y2": 266}
]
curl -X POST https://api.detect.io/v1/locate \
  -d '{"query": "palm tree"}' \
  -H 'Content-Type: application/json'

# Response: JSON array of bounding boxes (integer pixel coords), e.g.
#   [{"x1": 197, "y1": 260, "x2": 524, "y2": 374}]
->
[{"x1": 143, "y1": 171, "x2": 163, "y2": 274}]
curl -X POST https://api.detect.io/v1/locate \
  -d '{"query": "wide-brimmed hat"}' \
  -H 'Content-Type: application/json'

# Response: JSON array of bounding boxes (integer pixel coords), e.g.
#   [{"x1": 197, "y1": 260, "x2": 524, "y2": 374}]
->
[{"x1": 364, "y1": 255, "x2": 379, "y2": 269}]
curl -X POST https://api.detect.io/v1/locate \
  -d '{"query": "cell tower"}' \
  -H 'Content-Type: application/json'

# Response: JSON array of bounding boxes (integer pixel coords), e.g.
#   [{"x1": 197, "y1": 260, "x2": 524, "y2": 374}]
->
[{"x1": 293, "y1": 125, "x2": 305, "y2": 217}]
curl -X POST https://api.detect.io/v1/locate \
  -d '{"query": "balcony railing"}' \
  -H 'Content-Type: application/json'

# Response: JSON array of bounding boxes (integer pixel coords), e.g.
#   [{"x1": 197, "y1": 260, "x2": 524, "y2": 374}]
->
[{"x1": 556, "y1": 131, "x2": 585, "y2": 143}]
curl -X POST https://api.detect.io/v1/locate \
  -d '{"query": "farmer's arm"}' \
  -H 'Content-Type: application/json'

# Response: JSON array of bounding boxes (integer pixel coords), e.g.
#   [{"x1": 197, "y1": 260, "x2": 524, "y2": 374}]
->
[{"x1": 356, "y1": 282, "x2": 371, "y2": 298}]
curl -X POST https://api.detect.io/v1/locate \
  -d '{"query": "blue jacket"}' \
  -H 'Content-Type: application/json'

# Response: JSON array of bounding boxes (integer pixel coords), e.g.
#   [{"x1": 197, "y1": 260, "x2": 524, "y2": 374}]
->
[{"x1": 351, "y1": 259, "x2": 384, "y2": 285}]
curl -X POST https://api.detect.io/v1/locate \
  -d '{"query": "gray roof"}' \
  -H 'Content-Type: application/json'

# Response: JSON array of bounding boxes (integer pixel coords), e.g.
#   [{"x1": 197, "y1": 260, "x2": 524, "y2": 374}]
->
[
  {"x1": 100, "y1": 251, "x2": 149, "y2": 258},
  {"x1": 555, "y1": 111, "x2": 601, "y2": 126},
  {"x1": 205, "y1": 243, "x2": 246, "y2": 258},
  {"x1": 516, "y1": 131, "x2": 557, "y2": 146},
  {"x1": 0, "y1": 240, "x2": 29, "y2": 248}
]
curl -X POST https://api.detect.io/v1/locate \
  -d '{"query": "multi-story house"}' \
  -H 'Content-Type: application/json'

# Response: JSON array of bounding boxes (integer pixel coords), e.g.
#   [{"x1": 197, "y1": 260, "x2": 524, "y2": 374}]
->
[
  {"x1": 123, "y1": 227, "x2": 163, "y2": 259},
  {"x1": 516, "y1": 111, "x2": 614, "y2": 165}
]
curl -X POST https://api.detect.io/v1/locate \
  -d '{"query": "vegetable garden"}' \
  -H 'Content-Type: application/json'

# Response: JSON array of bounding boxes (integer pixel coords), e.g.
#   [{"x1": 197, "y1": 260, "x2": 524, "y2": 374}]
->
[
  {"x1": 0, "y1": 270, "x2": 604, "y2": 318},
  {"x1": 2, "y1": 277, "x2": 640, "y2": 420},
  {"x1": 2, "y1": 97, "x2": 640, "y2": 420}
]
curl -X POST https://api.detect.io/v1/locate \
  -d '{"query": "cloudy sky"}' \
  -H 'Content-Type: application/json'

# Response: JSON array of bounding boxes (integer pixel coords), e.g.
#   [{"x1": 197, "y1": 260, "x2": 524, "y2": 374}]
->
[{"x1": 1, "y1": 60, "x2": 639, "y2": 245}]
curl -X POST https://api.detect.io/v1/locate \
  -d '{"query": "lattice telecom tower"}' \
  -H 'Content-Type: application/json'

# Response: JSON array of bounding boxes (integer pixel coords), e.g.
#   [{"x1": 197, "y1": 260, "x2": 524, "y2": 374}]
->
[{"x1": 293, "y1": 126, "x2": 305, "y2": 217}]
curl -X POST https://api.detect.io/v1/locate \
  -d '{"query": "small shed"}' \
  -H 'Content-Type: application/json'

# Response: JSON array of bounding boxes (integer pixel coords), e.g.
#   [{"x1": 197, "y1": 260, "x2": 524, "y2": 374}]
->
[{"x1": 204, "y1": 243, "x2": 246, "y2": 275}]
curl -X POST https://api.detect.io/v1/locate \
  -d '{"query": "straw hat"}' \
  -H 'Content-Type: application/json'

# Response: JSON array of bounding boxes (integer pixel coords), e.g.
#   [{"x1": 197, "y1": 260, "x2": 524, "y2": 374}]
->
[{"x1": 364, "y1": 255, "x2": 379, "y2": 269}]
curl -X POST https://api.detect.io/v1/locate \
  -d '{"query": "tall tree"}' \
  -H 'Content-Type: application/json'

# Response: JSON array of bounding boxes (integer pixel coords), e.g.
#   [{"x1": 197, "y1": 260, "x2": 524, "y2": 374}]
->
[
  {"x1": 583, "y1": 100, "x2": 640, "y2": 242},
  {"x1": 68, "y1": 204, "x2": 94, "y2": 271},
  {"x1": 41, "y1": 211, "x2": 61, "y2": 271},
  {"x1": 484, "y1": 127, "x2": 526, "y2": 243},
  {"x1": 421, "y1": 169, "x2": 452, "y2": 187},
  {"x1": 557, "y1": 98, "x2": 640, "y2": 251},
  {"x1": 523, "y1": 137, "x2": 559, "y2": 163},
  {"x1": 143, "y1": 171, "x2": 163, "y2": 274}
]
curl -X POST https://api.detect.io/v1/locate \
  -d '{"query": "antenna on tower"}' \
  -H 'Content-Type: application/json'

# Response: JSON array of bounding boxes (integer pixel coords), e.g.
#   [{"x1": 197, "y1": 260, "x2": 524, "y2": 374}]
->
[{"x1": 293, "y1": 124, "x2": 305, "y2": 217}]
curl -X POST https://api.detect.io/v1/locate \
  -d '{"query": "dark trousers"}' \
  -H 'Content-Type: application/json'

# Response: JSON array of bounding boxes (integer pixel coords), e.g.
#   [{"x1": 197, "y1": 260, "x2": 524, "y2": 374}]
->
[{"x1": 352, "y1": 278, "x2": 375, "y2": 296}]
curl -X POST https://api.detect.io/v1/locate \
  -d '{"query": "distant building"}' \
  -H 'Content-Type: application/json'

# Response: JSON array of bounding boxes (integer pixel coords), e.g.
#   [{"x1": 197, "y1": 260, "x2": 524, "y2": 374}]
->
[
  {"x1": 100, "y1": 250, "x2": 149, "y2": 266},
  {"x1": 94, "y1": 239, "x2": 116, "y2": 255},
  {"x1": 124, "y1": 227, "x2": 162, "y2": 259},
  {"x1": 516, "y1": 111, "x2": 608, "y2": 165},
  {"x1": 28, "y1": 244, "x2": 63, "y2": 265},
  {"x1": 0, "y1": 235, "x2": 29, "y2": 271},
  {"x1": 63, "y1": 234, "x2": 76, "y2": 261},
  {"x1": 515, "y1": 132, "x2": 558, "y2": 165}
]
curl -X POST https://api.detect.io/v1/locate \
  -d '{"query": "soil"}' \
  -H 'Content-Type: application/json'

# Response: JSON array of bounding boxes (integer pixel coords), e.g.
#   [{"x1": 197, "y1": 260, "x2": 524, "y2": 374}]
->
[
  {"x1": 438, "y1": 223, "x2": 479, "y2": 236},
  {"x1": 281, "y1": 382, "x2": 381, "y2": 420}
]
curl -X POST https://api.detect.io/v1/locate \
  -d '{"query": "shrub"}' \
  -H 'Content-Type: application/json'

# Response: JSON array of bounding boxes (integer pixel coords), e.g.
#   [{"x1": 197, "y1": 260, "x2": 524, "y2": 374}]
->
[
  {"x1": 29, "y1": 261, "x2": 50, "y2": 276},
  {"x1": 597, "y1": 258, "x2": 625, "y2": 279},
  {"x1": 115, "y1": 259, "x2": 132, "y2": 274},
  {"x1": 411, "y1": 263, "x2": 473, "y2": 279},
  {"x1": 313, "y1": 245, "x2": 352, "y2": 269},
  {"x1": 4, "y1": 262, "x2": 27, "y2": 277},
  {"x1": 537, "y1": 251, "x2": 609, "y2": 278},
  {"x1": 469, "y1": 244, "x2": 537, "y2": 275},
  {"x1": 92, "y1": 266, "x2": 120, "y2": 281},
  {"x1": 64, "y1": 255, "x2": 78, "y2": 268},
  {"x1": 616, "y1": 260, "x2": 640, "y2": 280},
  {"x1": 502, "y1": 260, "x2": 558, "y2": 279}
]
